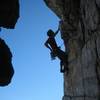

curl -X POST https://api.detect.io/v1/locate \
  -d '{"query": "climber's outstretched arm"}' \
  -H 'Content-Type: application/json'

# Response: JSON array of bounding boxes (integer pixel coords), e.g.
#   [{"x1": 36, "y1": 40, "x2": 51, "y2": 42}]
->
[
  {"x1": 54, "y1": 22, "x2": 60, "y2": 37},
  {"x1": 44, "y1": 40, "x2": 52, "y2": 51},
  {"x1": 54, "y1": 27, "x2": 60, "y2": 36}
]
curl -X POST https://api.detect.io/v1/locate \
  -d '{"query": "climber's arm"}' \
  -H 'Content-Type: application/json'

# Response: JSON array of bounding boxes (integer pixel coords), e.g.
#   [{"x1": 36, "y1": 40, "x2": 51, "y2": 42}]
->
[
  {"x1": 54, "y1": 27, "x2": 60, "y2": 36},
  {"x1": 44, "y1": 40, "x2": 52, "y2": 51},
  {"x1": 54, "y1": 23, "x2": 60, "y2": 37}
]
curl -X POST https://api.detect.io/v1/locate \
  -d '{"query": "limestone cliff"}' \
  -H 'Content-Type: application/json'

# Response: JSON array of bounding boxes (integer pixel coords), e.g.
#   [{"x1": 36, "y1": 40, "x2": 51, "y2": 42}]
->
[{"x1": 44, "y1": 0, "x2": 100, "y2": 100}]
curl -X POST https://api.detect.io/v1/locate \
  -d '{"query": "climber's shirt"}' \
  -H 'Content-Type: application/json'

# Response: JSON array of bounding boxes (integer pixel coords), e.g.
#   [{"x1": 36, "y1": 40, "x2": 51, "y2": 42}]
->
[{"x1": 46, "y1": 37, "x2": 58, "y2": 51}]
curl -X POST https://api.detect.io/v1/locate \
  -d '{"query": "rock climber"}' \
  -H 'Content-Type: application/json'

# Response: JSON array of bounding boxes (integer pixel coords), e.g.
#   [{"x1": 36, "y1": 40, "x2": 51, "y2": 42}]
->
[{"x1": 44, "y1": 24, "x2": 68, "y2": 73}]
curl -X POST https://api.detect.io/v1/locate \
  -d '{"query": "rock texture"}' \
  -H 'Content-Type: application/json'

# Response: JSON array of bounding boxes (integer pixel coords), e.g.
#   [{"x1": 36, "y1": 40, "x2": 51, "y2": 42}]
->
[
  {"x1": 44, "y1": 0, "x2": 100, "y2": 100},
  {"x1": 0, "y1": 0, "x2": 19, "y2": 29}
]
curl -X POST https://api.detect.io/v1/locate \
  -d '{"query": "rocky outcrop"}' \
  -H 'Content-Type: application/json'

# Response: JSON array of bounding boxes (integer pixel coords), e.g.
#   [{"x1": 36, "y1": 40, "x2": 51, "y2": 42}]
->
[
  {"x1": 0, "y1": 38, "x2": 14, "y2": 86},
  {"x1": 0, "y1": 0, "x2": 19, "y2": 29},
  {"x1": 0, "y1": 0, "x2": 19, "y2": 86},
  {"x1": 44, "y1": 0, "x2": 100, "y2": 100}
]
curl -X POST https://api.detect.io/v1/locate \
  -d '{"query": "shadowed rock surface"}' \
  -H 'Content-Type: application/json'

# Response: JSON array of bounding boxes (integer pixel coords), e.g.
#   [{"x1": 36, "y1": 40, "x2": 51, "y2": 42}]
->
[
  {"x1": 0, "y1": 0, "x2": 19, "y2": 29},
  {"x1": 44, "y1": 0, "x2": 100, "y2": 100},
  {"x1": 0, "y1": 0, "x2": 19, "y2": 86},
  {"x1": 0, "y1": 38, "x2": 14, "y2": 86}
]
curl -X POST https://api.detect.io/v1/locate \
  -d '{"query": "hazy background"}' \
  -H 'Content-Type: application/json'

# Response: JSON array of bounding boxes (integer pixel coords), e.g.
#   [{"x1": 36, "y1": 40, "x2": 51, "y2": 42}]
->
[{"x1": 0, "y1": 0, "x2": 64, "y2": 100}]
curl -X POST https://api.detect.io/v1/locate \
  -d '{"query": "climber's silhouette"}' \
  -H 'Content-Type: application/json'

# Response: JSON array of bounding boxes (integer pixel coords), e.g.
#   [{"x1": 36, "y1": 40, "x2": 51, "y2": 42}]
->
[
  {"x1": 44, "y1": 26, "x2": 68, "y2": 73},
  {"x1": 0, "y1": 38, "x2": 14, "y2": 86}
]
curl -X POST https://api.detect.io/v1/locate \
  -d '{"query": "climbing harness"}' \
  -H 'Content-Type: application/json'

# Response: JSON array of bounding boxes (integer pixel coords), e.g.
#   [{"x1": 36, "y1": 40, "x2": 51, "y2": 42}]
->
[
  {"x1": 50, "y1": 43, "x2": 64, "y2": 60},
  {"x1": 50, "y1": 51, "x2": 56, "y2": 60}
]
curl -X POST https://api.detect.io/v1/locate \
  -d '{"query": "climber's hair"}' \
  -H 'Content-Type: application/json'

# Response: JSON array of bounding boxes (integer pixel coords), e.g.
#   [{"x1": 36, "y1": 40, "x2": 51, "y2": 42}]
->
[{"x1": 47, "y1": 29, "x2": 54, "y2": 37}]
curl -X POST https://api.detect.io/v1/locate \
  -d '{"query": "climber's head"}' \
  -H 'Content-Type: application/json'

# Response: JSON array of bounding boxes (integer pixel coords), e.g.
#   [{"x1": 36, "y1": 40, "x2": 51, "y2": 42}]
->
[{"x1": 47, "y1": 29, "x2": 54, "y2": 37}]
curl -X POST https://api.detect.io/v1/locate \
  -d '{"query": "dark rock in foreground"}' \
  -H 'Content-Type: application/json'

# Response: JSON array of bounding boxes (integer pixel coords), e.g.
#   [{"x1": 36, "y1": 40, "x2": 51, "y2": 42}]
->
[
  {"x1": 0, "y1": 0, "x2": 19, "y2": 29},
  {"x1": 0, "y1": 38, "x2": 14, "y2": 86}
]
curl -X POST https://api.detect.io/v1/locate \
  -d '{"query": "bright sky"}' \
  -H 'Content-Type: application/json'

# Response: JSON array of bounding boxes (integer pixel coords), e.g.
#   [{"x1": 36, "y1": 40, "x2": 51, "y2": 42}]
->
[{"x1": 0, "y1": 0, "x2": 64, "y2": 100}]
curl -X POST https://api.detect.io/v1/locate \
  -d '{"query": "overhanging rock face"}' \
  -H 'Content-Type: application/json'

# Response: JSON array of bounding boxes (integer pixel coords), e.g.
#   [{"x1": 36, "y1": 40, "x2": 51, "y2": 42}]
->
[
  {"x1": 0, "y1": 0, "x2": 19, "y2": 29},
  {"x1": 44, "y1": 0, "x2": 100, "y2": 100}
]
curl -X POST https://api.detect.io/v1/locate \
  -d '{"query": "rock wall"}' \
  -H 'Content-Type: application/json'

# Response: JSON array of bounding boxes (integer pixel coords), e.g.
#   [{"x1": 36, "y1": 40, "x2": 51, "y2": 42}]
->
[{"x1": 44, "y1": 0, "x2": 100, "y2": 100}]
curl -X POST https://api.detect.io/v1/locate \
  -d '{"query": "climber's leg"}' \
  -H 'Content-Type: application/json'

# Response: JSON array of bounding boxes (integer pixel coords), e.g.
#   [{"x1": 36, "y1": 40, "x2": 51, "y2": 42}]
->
[
  {"x1": 64, "y1": 61, "x2": 69, "y2": 74},
  {"x1": 60, "y1": 60, "x2": 69, "y2": 73},
  {"x1": 56, "y1": 48, "x2": 69, "y2": 73},
  {"x1": 56, "y1": 48, "x2": 66, "y2": 61},
  {"x1": 60, "y1": 61, "x2": 65, "y2": 73}
]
